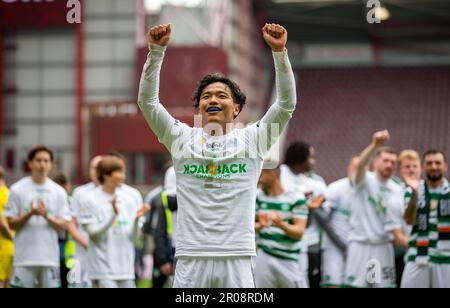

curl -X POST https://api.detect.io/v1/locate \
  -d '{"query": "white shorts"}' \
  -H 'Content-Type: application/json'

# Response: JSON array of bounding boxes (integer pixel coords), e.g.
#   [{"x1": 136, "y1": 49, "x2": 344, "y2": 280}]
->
[
  {"x1": 345, "y1": 242, "x2": 396, "y2": 288},
  {"x1": 67, "y1": 256, "x2": 91, "y2": 288},
  {"x1": 430, "y1": 263, "x2": 450, "y2": 288},
  {"x1": 255, "y1": 250, "x2": 307, "y2": 288},
  {"x1": 91, "y1": 279, "x2": 136, "y2": 288},
  {"x1": 401, "y1": 262, "x2": 450, "y2": 288},
  {"x1": 11, "y1": 266, "x2": 61, "y2": 288},
  {"x1": 400, "y1": 262, "x2": 429, "y2": 288},
  {"x1": 321, "y1": 245, "x2": 346, "y2": 288},
  {"x1": 298, "y1": 251, "x2": 309, "y2": 288},
  {"x1": 173, "y1": 256, "x2": 255, "y2": 288}
]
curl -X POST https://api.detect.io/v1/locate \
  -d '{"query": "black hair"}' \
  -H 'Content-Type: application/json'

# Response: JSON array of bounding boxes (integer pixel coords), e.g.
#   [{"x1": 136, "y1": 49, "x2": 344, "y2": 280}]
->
[
  {"x1": 423, "y1": 150, "x2": 447, "y2": 163},
  {"x1": 27, "y1": 145, "x2": 54, "y2": 162},
  {"x1": 284, "y1": 141, "x2": 311, "y2": 167},
  {"x1": 192, "y1": 74, "x2": 246, "y2": 118},
  {"x1": 53, "y1": 172, "x2": 69, "y2": 187}
]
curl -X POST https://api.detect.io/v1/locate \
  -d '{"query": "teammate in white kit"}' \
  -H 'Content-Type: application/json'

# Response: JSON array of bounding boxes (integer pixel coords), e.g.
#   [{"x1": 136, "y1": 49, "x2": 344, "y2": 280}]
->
[
  {"x1": 280, "y1": 142, "x2": 327, "y2": 288},
  {"x1": 5, "y1": 146, "x2": 71, "y2": 288},
  {"x1": 401, "y1": 150, "x2": 450, "y2": 288},
  {"x1": 255, "y1": 167, "x2": 308, "y2": 288},
  {"x1": 345, "y1": 130, "x2": 401, "y2": 288},
  {"x1": 79, "y1": 156, "x2": 143, "y2": 288},
  {"x1": 384, "y1": 150, "x2": 420, "y2": 286},
  {"x1": 320, "y1": 156, "x2": 359, "y2": 288},
  {"x1": 139, "y1": 23, "x2": 297, "y2": 288},
  {"x1": 67, "y1": 155, "x2": 102, "y2": 288}
]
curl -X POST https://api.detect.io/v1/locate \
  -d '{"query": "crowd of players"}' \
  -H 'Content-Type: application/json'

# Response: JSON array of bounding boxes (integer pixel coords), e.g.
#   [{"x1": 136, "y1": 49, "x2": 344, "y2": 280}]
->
[{"x1": 0, "y1": 128, "x2": 448, "y2": 288}]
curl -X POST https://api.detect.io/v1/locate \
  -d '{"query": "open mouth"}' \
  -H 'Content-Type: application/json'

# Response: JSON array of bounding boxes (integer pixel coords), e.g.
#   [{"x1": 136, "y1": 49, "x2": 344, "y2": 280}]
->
[{"x1": 207, "y1": 107, "x2": 223, "y2": 113}]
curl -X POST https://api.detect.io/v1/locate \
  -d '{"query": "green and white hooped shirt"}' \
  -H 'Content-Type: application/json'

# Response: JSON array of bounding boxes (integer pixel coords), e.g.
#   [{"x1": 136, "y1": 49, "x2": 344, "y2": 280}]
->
[{"x1": 256, "y1": 189, "x2": 308, "y2": 261}]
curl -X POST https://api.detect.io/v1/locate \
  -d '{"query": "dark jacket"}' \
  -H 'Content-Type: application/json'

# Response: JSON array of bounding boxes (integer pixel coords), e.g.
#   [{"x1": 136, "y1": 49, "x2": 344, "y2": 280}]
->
[{"x1": 143, "y1": 193, "x2": 178, "y2": 267}]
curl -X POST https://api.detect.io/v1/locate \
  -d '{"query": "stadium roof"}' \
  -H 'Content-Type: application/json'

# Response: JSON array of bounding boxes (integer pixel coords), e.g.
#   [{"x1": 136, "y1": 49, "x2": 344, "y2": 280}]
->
[{"x1": 256, "y1": 0, "x2": 450, "y2": 43}]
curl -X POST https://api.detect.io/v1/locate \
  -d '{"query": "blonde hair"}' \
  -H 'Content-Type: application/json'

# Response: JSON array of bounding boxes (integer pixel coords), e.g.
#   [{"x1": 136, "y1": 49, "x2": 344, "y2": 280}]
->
[{"x1": 399, "y1": 150, "x2": 420, "y2": 164}]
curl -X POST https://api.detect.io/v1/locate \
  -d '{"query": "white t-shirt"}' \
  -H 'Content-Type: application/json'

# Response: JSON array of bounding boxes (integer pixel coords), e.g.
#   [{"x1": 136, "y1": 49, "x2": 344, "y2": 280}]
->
[
  {"x1": 385, "y1": 183, "x2": 412, "y2": 237},
  {"x1": 4, "y1": 177, "x2": 71, "y2": 267},
  {"x1": 280, "y1": 165, "x2": 327, "y2": 247},
  {"x1": 79, "y1": 186, "x2": 141, "y2": 280},
  {"x1": 72, "y1": 183, "x2": 144, "y2": 251},
  {"x1": 71, "y1": 182, "x2": 97, "y2": 260},
  {"x1": 138, "y1": 45, "x2": 297, "y2": 257},
  {"x1": 121, "y1": 184, "x2": 144, "y2": 210},
  {"x1": 323, "y1": 178, "x2": 354, "y2": 248},
  {"x1": 349, "y1": 172, "x2": 403, "y2": 244},
  {"x1": 164, "y1": 166, "x2": 177, "y2": 197}
]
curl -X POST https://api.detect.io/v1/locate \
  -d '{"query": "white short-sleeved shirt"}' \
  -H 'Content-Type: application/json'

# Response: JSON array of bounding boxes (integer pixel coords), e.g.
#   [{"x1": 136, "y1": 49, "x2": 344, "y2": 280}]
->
[
  {"x1": 80, "y1": 186, "x2": 141, "y2": 280},
  {"x1": 349, "y1": 172, "x2": 403, "y2": 244},
  {"x1": 385, "y1": 184, "x2": 412, "y2": 237},
  {"x1": 323, "y1": 178, "x2": 354, "y2": 248},
  {"x1": 4, "y1": 177, "x2": 71, "y2": 267},
  {"x1": 164, "y1": 166, "x2": 177, "y2": 197},
  {"x1": 280, "y1": 165, "x2": 327, "y2": 247}
]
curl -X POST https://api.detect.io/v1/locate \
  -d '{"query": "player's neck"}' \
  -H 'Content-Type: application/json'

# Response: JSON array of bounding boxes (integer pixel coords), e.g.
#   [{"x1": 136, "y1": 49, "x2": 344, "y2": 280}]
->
[
  {"x1": 427, "y1": 178, "x2": 444, "y2": 189},
  {"x1": 0, "y1": 180, "x2": 5, "y2": 187},
  {"x1": 376, "y1": 172, "x2": 390, "y2": 183},
  {"x1": 102, "y1": 183, "x2": 117, "y2": 195},
  {"x1": 31, "y1": 174, "x2": 47, "y2": 185},
  {"x1": 267, "y1": 182, "x2": 285, "y2": 197}
]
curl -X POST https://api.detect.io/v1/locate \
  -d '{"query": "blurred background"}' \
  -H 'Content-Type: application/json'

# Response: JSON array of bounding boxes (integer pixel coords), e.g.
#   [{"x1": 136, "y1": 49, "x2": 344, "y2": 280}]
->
[{"x1": 0, "y1": 0, "x2": 449, "y2": 189}]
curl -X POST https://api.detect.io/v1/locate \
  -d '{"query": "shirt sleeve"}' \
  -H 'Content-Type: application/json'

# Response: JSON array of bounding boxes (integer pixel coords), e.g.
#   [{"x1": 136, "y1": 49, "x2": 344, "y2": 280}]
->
[
  {"x1": 70, "y1": 189, "x2": 82, "y2": 218},
  {"x1": 56, "y1": 189, "x2": 72, "y2": 222},
  {"x1": 133, "y1": 189, "x2": 144, "y2": 210},
  {"x1": 3, "y1": 189, "x2": 20, "y2": 218},
  {"x1": 80, "y1": 198, "x2": 116, "y2": 239},
  {"x1": 385, "y1": 195, "x2": 404, "y2": 232},
  {"x1": 137, "y1": 44, "x2": 189, "y2": 151},
  {"x1": 254, "y1": 51, "x2": 297, "y2": 158},
  {"x1": 293, "y1": 197, "x2": 309, "y2": 220},
  {"x1": 324, "y1": 183, "x2": 340, "y2": 211}
]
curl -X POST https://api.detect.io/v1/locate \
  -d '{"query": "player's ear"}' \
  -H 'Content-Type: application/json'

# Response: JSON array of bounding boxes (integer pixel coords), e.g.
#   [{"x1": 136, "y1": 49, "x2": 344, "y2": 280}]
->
[{"x1": 234, "y1": 104, "x2": 241, "y2": 118}]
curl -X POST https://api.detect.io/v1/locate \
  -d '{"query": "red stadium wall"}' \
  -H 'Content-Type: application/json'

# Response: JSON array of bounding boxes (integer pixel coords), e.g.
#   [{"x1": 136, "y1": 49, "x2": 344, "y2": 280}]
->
[
  {"x1": 90, "y1": 114, "x2": 195, "y2": 157},
  {"x1": 0, "y1": 0, "x2": 73, "y2": 29},
  {"x1": 287, "y1": 66, "x2": 450, "y2": 183},
  {"x1": 136, "y1": 46, "x2": 229, "y2": 108}
]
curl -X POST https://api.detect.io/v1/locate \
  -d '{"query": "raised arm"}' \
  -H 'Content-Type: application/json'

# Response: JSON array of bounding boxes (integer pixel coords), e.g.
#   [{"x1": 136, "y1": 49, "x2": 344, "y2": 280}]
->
[
  {"x1": 403, "y1": 180, "x2": 419, "y2": 226},
  {"x1": 354, "y1": 130, "x2": 390, "y2": 185},
  {"x1": 138, "y1": 24, "x2": 179, "y2": 150},
  {"x1": 258, "y1": 24, "x2": 297, "y2": 154}
]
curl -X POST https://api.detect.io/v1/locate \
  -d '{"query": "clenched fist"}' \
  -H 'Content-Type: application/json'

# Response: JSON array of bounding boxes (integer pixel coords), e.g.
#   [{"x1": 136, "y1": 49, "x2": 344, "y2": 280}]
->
[
  {"x1": 262, "y1": 23, "x2": 287, "y2": 52},
  {"x1": 148, "y1": 24, "x2": 172, "y2": 47},
  {"x1": 373, "y1": 130, "x2": 390, "y2": 147}
]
